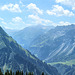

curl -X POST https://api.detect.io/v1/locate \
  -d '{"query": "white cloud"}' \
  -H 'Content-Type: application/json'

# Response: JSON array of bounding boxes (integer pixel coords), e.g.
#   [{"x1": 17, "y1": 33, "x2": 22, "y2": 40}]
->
[
  {"x1": 72, "y1": 7, "x2": 75, "y2": 10},
  {"x1": 27, "y1": 3, "x2": 43, "y2": 15},
  {"x1": 5, "y1": 17, "x2": 25, "y2": 30},
  {"x1": 52, "y1": 21, "x2": 71, "y2": 26},
  {"x1": 0, "y1": 17, "x2": 4, "y2": 20},
  {"x1": 19, "y1": 1, "x2": 25, "y2": 7},
  {"x1": 46, "y1": 5, "x2": 74, "y2": 16},
  {"x1": 46, "y1": 10, "x2": 56, "y2": 15},
  {"x1": 28, "y1": 15, "x2": 52, "y2": 25},
  {"x1": 28, "y1": 15, "x2": 42, "y2": 24},
  {"x1": 56, "y1": 0, "x2": 75, "y2": 10},
  {"x1": 19, "y1": 1, "x2": 23, "y2": 4},
  {"x1": 12, "y1": 17, "x2": 23, "y2": 23},
  {"x1": 1, "y1": 21, "x2": 7, "y2": 25},
  {"x1": 1, "y1": 3, "x2": 22, "y2": 12},
  {"x1": 56, "y1": 0, "x2": 75, "y2": 6},
  {"x1": 58, "y1": 21, "x2": 71, "y2": 26},
  {"x1": 11, "y1": 17, "x2": 25, "y2": 28}
]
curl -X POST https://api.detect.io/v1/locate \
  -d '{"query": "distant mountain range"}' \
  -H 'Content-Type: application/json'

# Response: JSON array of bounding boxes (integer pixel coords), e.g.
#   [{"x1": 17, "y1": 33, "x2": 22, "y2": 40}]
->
[
  {"x1": 3, "y1": 27, "x2": 19, "y2": 36},
  {"x1": 4, "y1": 24, "x2": 75, "y2": 63},
  {"x1": 29, "y1": 24, "x2": 75, "y2": 63},
  {"x1": 3, "y1": 24, "x2": 75, "y2": 75},
  {"x1": 0, "y1": 26, "x2": 59, "y2": 75},
  {"x1": 5, "y1": 25, "x2": 54, "y2": 50}
]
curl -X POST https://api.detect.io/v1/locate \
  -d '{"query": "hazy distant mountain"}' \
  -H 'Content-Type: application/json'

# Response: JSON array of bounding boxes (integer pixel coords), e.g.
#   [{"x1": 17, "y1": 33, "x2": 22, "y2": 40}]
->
[
  {"x1": 0, "y1": 26, "x2": 59, "y2": 75},
  {"x1": 29, "y1": 24, "x2": 75, "y2": 63},
  {"x1": 11, "y1": 25, "x2": 54, "y2": 49},
  {"x1": 2, "y1": 27, "x2": 19, "y2": 36}
]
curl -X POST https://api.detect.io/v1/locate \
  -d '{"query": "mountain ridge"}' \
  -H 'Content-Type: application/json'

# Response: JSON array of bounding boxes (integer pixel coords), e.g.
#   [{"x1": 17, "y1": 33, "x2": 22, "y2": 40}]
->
[
  {"x1": 0, "y1": 26, "x2": 60, "y2": 75},
  {"x1": 29, "y1": 24, "x2": 75, "y2": 63},
  {"x1": 4, "y1": 25, "x2": 54, "y2": 50}
]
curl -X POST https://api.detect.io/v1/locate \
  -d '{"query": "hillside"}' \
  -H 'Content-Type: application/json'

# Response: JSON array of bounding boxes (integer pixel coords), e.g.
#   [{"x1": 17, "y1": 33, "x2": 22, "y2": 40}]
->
[
  {"x1": 29, "y1": 24, "x2": 75, "y2": 63},
  {"x1": 0, "y1": 26, "x2": 59, "y2": 75}
]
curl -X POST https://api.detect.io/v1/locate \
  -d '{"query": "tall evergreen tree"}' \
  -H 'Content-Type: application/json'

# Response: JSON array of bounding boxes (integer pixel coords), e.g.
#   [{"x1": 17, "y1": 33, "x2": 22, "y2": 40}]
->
[
  {"x1": 21, "y1": 71, "x2": 23, "y2": 75},
  {"x1": 0, "y1": 69, "x2": 3, "y2": 75},
  {"x1": 10, "y1": 70, "x2": 12, "y2": 75},
  {"x1": 25, "y1": 72, "x2": 27, "y2": 75},
  {"x1": 31, "y1": 72, "x2": 34, "y2": 75},
  {"x1": 42, "y1": 72, "x2": 44, "y2": 75},
  {"x1": 19, "y1": 71, "x2": 21, "y2": 75},
  {"x1": 12, "y1": 72, "x2": 14, "y2": 75},
  {"x1": 28, "y1": 72, "x2": 31, "y2": 75}
]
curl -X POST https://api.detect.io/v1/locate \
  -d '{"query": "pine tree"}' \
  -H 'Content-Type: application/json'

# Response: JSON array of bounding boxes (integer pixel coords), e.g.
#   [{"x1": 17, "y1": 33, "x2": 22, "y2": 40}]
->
[
  {"x1": 42, "y1": 72, "x2": 44, "y2": 75},
  {"x1": 12, "y1": 72, "x2": 14, "y2": 75},
  {"x1": 16, "y1": 70, "x2": 19, "y2": 75},
  {"x1": 6, "y1": 70, "x2": 10, "y2": 75},
  {"x1": 19, "y1": 71, "x2": 21, "y2": 75},
  {"x1": 31, "y1": 72, "x2": 34, "y2": 75},
  {"x1": 21, "y1": 71, "x2": 23, "y2": 75},
  {"x1": 25, "y1": 72, "x2": 27, "y2": 75},
  {"x1": 28, "y1": 72, "x2": 31, "y2": 75},
  {"x1": 5, "y1": 72, "x2": 7, "y2": 75},
  {"x1": 0, "y1": 69, "x2": 3, "y2": 75},
  {"x1": 10, "y1": 69, "x2": 12, "y2": 75}
]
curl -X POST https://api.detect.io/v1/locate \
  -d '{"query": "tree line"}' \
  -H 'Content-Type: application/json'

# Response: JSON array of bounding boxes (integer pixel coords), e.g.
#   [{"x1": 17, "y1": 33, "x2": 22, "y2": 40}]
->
[{"x1": 0, "y1": 69, "x2": 46, "y2": 75}]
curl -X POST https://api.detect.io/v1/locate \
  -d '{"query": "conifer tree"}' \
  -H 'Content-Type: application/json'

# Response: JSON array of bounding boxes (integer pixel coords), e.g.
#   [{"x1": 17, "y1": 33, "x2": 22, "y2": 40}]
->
[
  {"x1": 13, "y1": 72, "x2": 14, "y2": 75},
  {"x1": 25, "y1": 72, "x2": 27, "y2": 75},
  {"x1": 10, "y1": 69, "x2": 12, "y2": 75},
  {"x1": 42, "y1": 72, "x2": 44, "y2": 75},
  {"x1": 31, "y1": 72, "x2": 34, "y2": 75},
  {"x1": 0, "y1": 69, "x2": 3, "y2": 75},
  {"x1": 21, "y1": 71, "x2": 23, "y2": 75},
  {"x1": 28, "y1": 72, "x2": 31, "y2": 75},
  {"x1": 19, "y1": 71, "x2": 21, "y2": 75}
]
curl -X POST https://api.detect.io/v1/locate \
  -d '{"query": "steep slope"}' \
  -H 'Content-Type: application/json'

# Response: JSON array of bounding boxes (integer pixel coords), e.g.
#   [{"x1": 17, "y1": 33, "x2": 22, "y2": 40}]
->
[
  {"x1": 11, "y1": 25, "x2": 53, "y2": 50},
  {"x1": 29, "y1": 24, "x2": 75, "y2": 62},
  {"x1": 0, "y1": 27, "x2": 59, "y2": 75}
]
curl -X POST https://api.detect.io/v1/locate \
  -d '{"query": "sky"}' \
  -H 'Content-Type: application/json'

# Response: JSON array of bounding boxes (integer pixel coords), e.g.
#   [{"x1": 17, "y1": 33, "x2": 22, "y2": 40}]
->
[{"x1": 0, "y1": 0, "x2": 75, "y2": 30}]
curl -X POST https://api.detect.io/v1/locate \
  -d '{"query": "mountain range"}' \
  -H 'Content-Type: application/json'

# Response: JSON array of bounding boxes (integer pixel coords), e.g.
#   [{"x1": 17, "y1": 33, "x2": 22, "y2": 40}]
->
[
  {"x1": 4, "y1": 24, "x2": 75, "y2": 63},
  {"x1": 3, "y1": 24, "x2": 75, "y2": 75},
  {"x1": 4, "y1": 25, "x2": 54, "y2": 50},
  {"x1": 29, "y1": 24, "x2": 75, "y2": 63},
  {"x1": 0, "y1": 26, "x2": 60, "y2": 75}
]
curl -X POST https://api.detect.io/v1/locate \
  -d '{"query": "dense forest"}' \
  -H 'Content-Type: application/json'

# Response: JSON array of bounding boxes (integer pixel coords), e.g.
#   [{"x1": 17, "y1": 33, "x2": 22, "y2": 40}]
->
[{"x1": 0, "y1": 69, "x2": 46, "y2": 75}]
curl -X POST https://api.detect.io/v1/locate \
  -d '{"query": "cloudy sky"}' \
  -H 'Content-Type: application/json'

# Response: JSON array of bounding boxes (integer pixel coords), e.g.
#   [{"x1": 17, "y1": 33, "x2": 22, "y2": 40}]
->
[{"x1": 0, "y1": 0, "x2": 75, "y2": 30}]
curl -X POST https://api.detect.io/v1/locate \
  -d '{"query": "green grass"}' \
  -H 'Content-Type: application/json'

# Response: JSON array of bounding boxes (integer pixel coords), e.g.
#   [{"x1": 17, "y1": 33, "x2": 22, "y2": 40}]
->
[
  {"x1": 24, "y1": 49, "x2": 37, "y2": 60},
  {"x1": 48, "y1": 59, "x2": 75, "y2": 66},
  {"x1": 31, "y1": 39, "x2": 48, "y2": 48}
]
